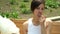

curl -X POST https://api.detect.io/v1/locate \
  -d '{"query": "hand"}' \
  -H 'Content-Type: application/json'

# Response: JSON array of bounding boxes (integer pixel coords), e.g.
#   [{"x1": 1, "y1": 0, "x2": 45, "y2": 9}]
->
[
  {"x1": 45, "y1": 18, "x2": 52, "y2": 29},
  {"x1": 39, "y1": 15, "x2": 46, "y2": 25}
]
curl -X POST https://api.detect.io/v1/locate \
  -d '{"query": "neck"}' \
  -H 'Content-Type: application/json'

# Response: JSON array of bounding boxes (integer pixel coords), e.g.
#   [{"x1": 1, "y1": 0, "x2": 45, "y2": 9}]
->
[{"x1": 32, "y1": 17, "x2": 40, "y2": 26}]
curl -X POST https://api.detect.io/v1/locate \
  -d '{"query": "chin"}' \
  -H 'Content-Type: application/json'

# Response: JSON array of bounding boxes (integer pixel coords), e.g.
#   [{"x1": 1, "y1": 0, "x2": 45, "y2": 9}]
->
[
  {"x1": 38, "y1": 15, "x2": 41, "y2": 18},
  {"x1": 37, "y1": 14, "x2": 42, "y2": 17}
]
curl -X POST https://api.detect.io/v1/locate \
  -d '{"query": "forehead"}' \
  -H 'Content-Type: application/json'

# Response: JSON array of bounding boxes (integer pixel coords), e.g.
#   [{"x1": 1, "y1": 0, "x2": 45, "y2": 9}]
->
[{"x1": 38, "y1": 4, "x2": 44, "y2": 8}]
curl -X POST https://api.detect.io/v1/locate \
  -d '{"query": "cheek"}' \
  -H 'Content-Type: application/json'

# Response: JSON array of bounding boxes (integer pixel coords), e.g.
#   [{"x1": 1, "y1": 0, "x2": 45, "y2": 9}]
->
[
  {"x1": 34, "y1": 10, "x2": 38, "y2": 15},
  {"x1": 34, "y1": 10, "x2": 43, "y2": 15},
  {"x1": 39, "y1": 10, "x2": 43, "y2": 13},
  {"x1": 40, "y1": 11, "x2": 43, "y2": 14}
]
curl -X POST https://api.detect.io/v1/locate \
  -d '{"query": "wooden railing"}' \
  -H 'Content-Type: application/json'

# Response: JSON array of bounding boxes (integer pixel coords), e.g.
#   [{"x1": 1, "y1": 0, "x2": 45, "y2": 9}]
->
[
  {"x1": 11, "y1": 19, "x2": 60, "y2": 34},
  {"x1": 11, "y1": 19, "x2": 27, "y2": 34},
  {"x1": 50, "y1": 21, "x2": 60, "y2": 34}
]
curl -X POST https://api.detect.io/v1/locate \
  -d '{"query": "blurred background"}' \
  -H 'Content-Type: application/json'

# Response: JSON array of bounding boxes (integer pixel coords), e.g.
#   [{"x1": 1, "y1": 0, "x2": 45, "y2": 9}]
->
[{"x1": 0, "y1": 0, "x2": 60, "y2": 19}]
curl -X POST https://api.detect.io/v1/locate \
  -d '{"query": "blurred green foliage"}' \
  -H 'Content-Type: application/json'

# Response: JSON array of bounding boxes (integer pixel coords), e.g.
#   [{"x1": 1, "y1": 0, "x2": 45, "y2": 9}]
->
[
  {"x1": 0, "y1": 0, "x2": 60, "y2": 18},
  {"x1": 45, "y1": 0, "x2": 60, "y2": 9},
  {"x1": 23, "y1": 0, "x2": 29, "y2": 2},
  {"x1": 21, "y1": 8, "x2": 31, "y2": 14},
  {"x1": 10, "y1": 0, "x2": 18, "y2": 5},
  {"x1": 0, "y1": 11, "x2": 18, "y2": 18}
]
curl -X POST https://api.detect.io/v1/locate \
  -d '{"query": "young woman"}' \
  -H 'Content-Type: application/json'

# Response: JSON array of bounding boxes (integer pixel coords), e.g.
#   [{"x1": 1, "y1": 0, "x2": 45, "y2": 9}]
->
[{"x1": 23, "y1": 0, "x2": 49, "y2": 34}]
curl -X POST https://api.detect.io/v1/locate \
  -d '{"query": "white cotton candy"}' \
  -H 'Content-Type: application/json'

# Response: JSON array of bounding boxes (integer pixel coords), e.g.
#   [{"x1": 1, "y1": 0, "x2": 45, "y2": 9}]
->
[{"x1": 0, "y1": 16, "x2": 20, "y2": 34}]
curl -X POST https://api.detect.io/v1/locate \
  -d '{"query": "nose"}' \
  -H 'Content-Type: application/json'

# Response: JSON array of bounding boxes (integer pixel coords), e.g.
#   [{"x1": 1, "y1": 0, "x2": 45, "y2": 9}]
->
[{"x1": 39, "y1": 10, "x2": 43, "y2": 13}]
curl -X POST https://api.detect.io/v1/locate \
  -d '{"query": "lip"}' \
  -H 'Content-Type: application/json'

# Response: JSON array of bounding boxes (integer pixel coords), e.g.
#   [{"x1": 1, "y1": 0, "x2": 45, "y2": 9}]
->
[{"x1": 37, "y1": 13, "x2": 42, "y2": 17}]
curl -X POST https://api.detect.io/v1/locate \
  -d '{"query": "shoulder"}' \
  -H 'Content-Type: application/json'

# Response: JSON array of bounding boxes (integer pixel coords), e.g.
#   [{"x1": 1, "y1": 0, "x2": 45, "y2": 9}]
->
[
  {"x1": 23, "y1": 21, "x2": 28, "y2": 27},
  {"x1": 23, "y1": 18, "x2": 33, "y2": 25},
  {"x1": 23, "y1": 19, "x2": 29, "y2": 30},
  {"x1": 23, "y1": 18, "x2": 33, "y2": 28}
]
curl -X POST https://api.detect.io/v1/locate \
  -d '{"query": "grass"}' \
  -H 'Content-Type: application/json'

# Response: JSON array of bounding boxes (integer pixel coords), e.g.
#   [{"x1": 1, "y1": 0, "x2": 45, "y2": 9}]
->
[
  {"x1": 19, "y1": 8, "x2": 60, "y2": 19},
  {"x1": 0, "y1": 0, "x2": 60, "y2": 19},
  {"x1": 43, "y1": 7, "x2": 60, "y2": 17}
]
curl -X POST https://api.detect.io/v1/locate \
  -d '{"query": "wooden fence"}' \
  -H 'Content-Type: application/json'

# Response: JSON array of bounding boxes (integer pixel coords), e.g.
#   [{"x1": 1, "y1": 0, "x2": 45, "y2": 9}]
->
[
  {"x1": 11, "y1": 19, "x2": 27, "y2": 34},
  {"x1": 11, "y1": 19, "x2": 60, "y2": 34}
]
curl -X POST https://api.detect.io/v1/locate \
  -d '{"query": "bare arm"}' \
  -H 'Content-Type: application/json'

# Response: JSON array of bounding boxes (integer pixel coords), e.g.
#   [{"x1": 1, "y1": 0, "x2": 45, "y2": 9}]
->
[
  {"x1": 41, "y1": 22, "x2": 47, "y2": 34},
  {"x1": 40, "y1": 15, "x2": 46, "y2": 34},
  {"x1": 23, "y1": 21, "x2": 28, "y2": 34}
]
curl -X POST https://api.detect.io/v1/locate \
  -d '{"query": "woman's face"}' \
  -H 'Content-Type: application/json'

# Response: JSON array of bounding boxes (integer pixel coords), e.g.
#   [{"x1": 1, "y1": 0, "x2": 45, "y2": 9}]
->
[{"x1": 33, "y1": 4, "x2": 44, "y2": 18}]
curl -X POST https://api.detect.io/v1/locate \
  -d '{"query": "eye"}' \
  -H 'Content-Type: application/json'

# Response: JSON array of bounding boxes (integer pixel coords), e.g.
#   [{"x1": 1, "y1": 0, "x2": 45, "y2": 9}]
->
[
  {"x1": 41, "y1": 8, "x2": 44, "y2": 10},
  {"x1": 36, "y1": 7, "x2": 44, "y2": 10}
]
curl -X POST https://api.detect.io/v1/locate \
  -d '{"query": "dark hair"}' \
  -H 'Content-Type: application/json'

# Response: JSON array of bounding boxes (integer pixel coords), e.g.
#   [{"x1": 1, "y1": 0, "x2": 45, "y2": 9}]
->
[{"x1": 31, "y1": 0, "x2": 45, "y2": 12}]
